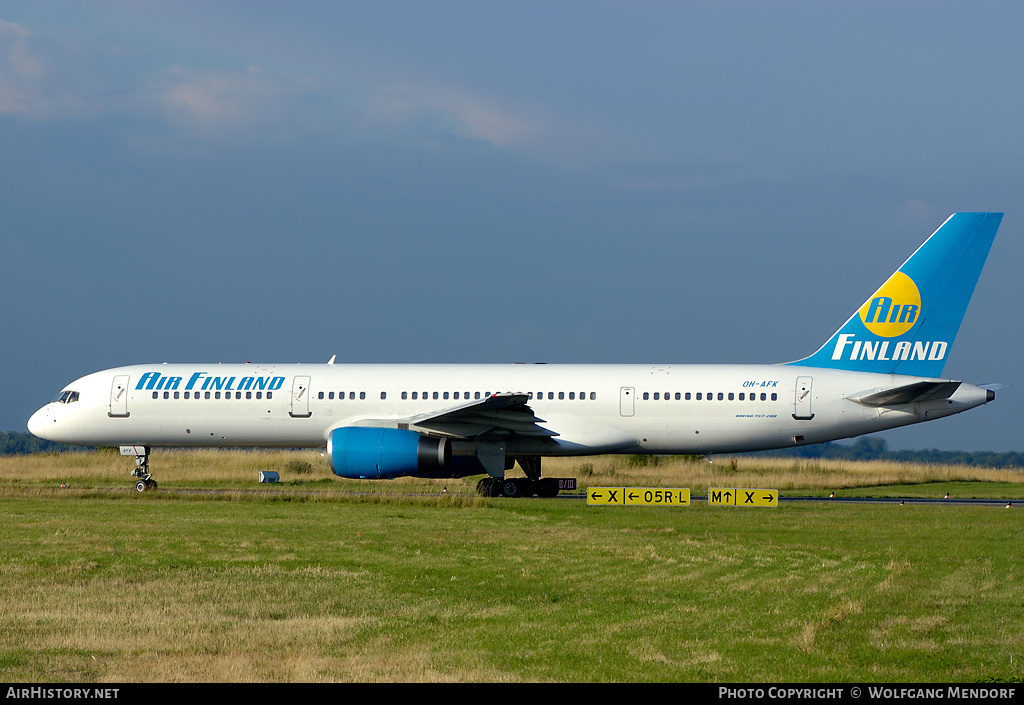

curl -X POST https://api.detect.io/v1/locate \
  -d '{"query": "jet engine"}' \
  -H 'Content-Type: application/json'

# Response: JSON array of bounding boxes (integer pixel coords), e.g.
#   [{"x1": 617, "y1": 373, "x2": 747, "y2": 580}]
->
[{"x1": 328, "y1": 427, "x2": 452, "y2": 479}]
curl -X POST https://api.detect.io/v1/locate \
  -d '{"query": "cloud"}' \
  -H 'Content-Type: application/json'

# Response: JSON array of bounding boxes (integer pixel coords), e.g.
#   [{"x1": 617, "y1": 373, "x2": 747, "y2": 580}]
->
[
  {"x1": 0, "y1": 19, "x2": 51, "y2": 116},
  {"x1": 0, "y1": 17, "x2": 324, "y2": 144},
  {"x1": 131, "y1": 65, "x2": 321, "y2": 139},
  {"x1": 365, "y1": 83, "x2": 537, "y2": 148}
]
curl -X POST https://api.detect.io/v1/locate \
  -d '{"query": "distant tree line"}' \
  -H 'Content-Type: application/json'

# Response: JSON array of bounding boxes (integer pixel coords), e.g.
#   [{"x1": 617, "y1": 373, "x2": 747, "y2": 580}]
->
[
  {"x1": 1, "y1": 431, "x2": 90, "y2": 455},
  {"x1": 748, "y1": 436, "x2": 1023, "y2": 469}
]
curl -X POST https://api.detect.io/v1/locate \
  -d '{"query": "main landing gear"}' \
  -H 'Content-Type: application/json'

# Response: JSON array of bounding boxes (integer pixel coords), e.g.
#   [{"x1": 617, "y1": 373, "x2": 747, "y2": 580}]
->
[
  {"x1": 121, "y1": 446, "x2": 157, "y2": 492},
  {"x1": 476, "y1": 476, "x2": 560, "y2": 498},
  {"x1": 475, "y1": 456, "x2": 559, "y2": 497}
]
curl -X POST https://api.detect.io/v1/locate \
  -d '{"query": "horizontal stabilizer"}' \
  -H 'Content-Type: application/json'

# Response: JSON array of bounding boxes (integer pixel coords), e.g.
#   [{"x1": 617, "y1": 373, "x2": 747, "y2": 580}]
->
[{"x1": 849, "y1": 381, "x2": 962, "y2": 407}]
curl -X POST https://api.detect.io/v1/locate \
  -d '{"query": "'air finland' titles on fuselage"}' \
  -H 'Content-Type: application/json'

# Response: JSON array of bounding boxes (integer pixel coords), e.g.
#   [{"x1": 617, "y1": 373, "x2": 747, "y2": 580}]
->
[{"x1": 135, "y1": 371, "x2": 286, "y2": 393}]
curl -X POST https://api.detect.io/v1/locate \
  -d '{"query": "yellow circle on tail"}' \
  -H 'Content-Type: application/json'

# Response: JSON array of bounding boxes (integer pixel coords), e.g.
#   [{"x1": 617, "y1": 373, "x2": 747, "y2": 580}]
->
[{"x1": 858, "y1": 271, "x2": 921, "y2": 337}]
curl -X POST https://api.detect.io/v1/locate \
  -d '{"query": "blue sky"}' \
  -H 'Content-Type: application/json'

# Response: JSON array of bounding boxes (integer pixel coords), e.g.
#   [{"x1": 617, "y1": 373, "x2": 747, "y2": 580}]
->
[{"x1": 2, "y1": 1, "x2": 1022, "y2": 451}]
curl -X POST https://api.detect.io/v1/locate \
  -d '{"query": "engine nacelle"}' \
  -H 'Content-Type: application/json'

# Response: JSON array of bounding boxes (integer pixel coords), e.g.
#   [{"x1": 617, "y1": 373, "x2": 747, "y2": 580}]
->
[{"x1": 328, "y1": 427, "x2": 451, "y2": 479}]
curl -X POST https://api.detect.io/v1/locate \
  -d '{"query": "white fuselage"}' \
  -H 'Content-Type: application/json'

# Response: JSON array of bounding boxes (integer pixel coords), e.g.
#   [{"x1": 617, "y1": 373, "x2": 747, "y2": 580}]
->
[{"x1": 27, "y1": 362, "x2": 992, "y2": 456}]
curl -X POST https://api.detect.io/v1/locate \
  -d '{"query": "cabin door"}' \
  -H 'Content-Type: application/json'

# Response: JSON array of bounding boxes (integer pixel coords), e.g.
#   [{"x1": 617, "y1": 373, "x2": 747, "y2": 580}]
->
[
  {"x1": 290, "y1": 376, "x2": 311, "y2": 418},
  {"x1": 619, "y1": 387, "x2": 635, "y2": 417},
  {"x1": 109, "y1": 375, "x2": 130, "y2": 417},
  {"x1": 793, "y1": 376, "x2": 814, "y2": 420}
]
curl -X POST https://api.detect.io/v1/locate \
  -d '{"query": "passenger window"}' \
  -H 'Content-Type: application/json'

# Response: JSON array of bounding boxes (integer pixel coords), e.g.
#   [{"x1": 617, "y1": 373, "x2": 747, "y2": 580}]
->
[
  {"x1": 718, "y1": 393, "x2": 724, "y2": 401},
  {"x1": 152, "y1": 392, "x2": 158, "y2": 399},
  {"x1": 381, "y1": 392, "x2": 386, "y2": 400},
  {"x1": 685, "y1": 392, "x2": 691, "y2": 400},
  {"x1": 760, "y1": 393, "x2": 766, "y2": 400},
  {"x1": 590, "y1": 392, "x2": 596, "y2": 400},
  {"x1": 771, "y1": 393, "x2": 778, "y2": 401}
]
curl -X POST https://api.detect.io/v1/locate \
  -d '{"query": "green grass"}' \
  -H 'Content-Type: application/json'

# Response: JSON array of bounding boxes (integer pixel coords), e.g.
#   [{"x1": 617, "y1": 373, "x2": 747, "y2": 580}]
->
[{"x1": 1, "y1": 485, "x2": 1022, "y2": 682}]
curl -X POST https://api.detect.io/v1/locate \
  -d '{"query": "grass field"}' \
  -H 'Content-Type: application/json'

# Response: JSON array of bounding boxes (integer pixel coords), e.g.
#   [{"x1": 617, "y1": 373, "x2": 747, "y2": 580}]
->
[{"x1": 1, "y1": 450, "x2": 1022, "y2": 682}]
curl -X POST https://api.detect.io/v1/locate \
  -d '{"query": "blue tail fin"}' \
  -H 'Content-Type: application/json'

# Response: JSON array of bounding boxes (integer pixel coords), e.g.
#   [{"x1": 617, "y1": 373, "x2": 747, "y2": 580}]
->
[{"x1": 789, "y1": 212, "x2": 1002, "y2": 377}]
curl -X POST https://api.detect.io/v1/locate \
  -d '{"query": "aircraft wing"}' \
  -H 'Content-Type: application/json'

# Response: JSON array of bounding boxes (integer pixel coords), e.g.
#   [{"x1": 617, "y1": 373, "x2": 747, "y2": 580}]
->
[
  {"x1": 349, "y1": 392, "x2": 558, "y2": 440},
  {"x1": 849, "y1": 380, "x2": 962, "y2": 407}
]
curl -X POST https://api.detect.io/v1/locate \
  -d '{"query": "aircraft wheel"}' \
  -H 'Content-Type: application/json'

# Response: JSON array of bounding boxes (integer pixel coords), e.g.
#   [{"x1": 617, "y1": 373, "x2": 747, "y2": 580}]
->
[
  {"x1": 135, "y1": 480, "x2": 148, "y2": 493},
  {"x1": 501, "y1": 480, "x2": 522, "y2": 498},
  {"x1": 148, "y1": 479, "x2": 158, "y2": 491},
  {"x1": 476, "y1": 477, "x2": 502, "y2": 497}
]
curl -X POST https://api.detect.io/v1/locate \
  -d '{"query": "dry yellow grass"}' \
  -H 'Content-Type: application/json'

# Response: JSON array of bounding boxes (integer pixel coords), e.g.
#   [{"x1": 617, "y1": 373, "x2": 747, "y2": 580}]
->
[
  {"x1": 538, "y1": 454, "x2": 1024, "y2": 495},
  {"x1": 1, "y1": 449, "x2": 1021, "y2": 496},
  {"x1": 0, "y1": 448, "x2": 329, "y2": 486}
]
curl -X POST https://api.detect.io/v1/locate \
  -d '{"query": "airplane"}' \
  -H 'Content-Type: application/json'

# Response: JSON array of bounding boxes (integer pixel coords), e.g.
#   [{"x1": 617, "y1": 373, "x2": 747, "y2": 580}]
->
[{"x1": 28, "y1": 212, "x2": 1003, "y2": 497}]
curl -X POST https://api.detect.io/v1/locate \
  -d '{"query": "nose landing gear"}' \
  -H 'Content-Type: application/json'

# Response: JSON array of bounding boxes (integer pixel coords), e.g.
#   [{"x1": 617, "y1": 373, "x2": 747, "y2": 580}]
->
[{"x1": 121, "y1": 446, "x2": 157, "y2": 492}]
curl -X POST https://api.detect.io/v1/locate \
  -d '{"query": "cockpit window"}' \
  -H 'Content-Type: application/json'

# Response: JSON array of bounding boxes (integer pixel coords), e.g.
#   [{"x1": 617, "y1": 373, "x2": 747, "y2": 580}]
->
[{"x1": 51, "y1": 391, "x2": 80, "y2": 404}]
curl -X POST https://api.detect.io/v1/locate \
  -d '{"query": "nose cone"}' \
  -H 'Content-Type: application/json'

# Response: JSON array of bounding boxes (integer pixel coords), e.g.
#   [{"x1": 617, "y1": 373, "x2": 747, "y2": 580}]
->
[{"x1": 27, "y1": 406, "x2": 52, "y2": 440}]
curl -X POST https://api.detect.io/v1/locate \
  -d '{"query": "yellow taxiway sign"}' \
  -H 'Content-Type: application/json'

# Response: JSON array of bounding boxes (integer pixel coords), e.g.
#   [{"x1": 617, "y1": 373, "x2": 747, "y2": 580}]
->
[
  {"x1": 587, "y1": 487, "x2": 690, "y2": 506},
  {"x1": 708, "y1": 488, "x2": 778, "y2": 507}
]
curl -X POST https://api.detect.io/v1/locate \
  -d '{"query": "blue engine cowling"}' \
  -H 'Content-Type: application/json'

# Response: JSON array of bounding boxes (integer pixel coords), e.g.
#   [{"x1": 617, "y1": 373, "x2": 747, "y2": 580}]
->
[{"x1": 328, "y1": 427, "x2": 452, "y2": 479}]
